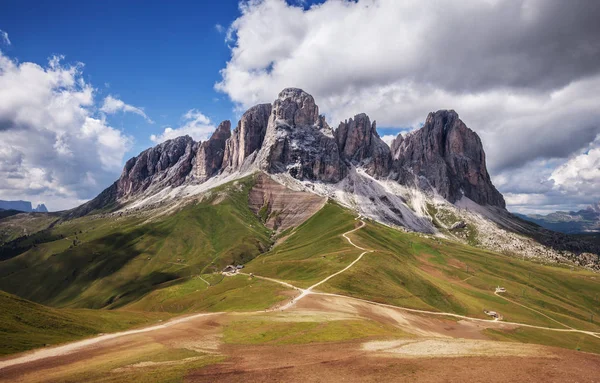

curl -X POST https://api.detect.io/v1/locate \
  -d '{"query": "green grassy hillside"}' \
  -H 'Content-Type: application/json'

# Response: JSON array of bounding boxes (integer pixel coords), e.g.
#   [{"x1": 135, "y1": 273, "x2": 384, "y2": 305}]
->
[
  {"x1": 320, "y1": 218, "x2": 600, "y2": 331},
  {"x1": 2, "y1": 180, "x2": 600, "y2": 357},
  {"x1": 125, "y1": 274, "x2": 291, "y2": 313},
  {"x1": 0, "y1": 176, "x2": 272, "y2": 309},
  {"x1": 244, "y1": 203, "x2": 361, "y2": 288},
  {"x1": 0, "y1": 212, "x2": 59, "y2": 245},
  {"x1": 0, "y1": 290, "x2": 168, "y2": 356}
]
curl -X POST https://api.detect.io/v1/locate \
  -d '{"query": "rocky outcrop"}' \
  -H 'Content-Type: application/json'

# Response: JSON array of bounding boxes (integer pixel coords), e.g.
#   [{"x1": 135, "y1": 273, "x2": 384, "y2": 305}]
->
[
  {"x1": 335, "y1": 113, "x2": 391, "y2": 177},
  {"x1": 257, "y1": 88, "x2": 346, "y2": 182},
  {"x1": 390, "y1": 134, "x2": 404, "y2": 160},
  {"x1": 392, "y1": 110, "x2": 505, "y2": 208},
  {"x1": 248, "y1": 173, "x2": 326, "y2": 232},
  {"x1": 222, "y1": 103, "x2": 271, "y2": 171},
  {"x1": 192, "y1": 121, "x2": 231, "y2": 182},
  {"x1": 117, "y1": 135, "x2": 197, "y2": 199},
  {"x1": 33, "y1": 204, "x2": 48, "y2": 213}
]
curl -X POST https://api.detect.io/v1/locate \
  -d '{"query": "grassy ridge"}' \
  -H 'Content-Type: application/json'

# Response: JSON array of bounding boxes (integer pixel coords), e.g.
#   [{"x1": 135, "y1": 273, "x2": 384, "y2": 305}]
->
[
  {"x1": 0, "y1": 290, "x2": 168, "y2": 356},
  {"x1": 0, "y1": 212, "x2": 59, "y2": 245},
  {"x1": 0, "y1": 176, "x2": 272, "y2": 309},
  {"x1": 245, "y1": 202, "x2": 361, "y2": 288}
]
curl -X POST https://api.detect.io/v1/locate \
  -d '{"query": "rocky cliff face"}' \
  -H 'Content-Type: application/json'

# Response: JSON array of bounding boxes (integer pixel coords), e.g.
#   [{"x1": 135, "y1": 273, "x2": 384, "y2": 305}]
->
[
  {"x1": 117, "y1": 135, "x2": 197, "y2": 200},
  {"x1": 192, "y1": 121, "x2": 231, "y2": 182},
  {"x1": 390, "y1": 134, "x2": 404, "y2": 160},
  {"x1": 336, "y1": 113, "x2": 391, "y2": 177},
  {"x1": 33, "y1": 204, "x2": 48, "y2": 213},
  {"x1": 222, "y1": 103, "x2": 271, "y2": 171},
  {"x1": 257, "y1": 88, "x2": 346, "y2": 182},
  {"x1": 391, "y1": 110, "x2": 505, "y2": 208}
]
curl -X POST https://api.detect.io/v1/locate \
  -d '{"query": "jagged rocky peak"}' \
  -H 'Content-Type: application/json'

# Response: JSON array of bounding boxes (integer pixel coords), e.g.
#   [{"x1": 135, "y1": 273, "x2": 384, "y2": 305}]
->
[
  {"x1": 193, "y1": 120, "x2": 231, "y2": 182},
  {"x1": 335, "y1": 113, "x2": 391, "y2": 177},
  {"x1": 273, "y1": 87, "x2": 319, "y2": 126},
  {"x1": 393, "y1": 110, "x2": 505, "y2": 207},
  {"x1": 257, "y1": 88, "x2": 346, "y2": 182},
  {"x1": 117, "y1": 135, "x2": 196, "y2": 199},
  {"x1": 390, "y1": 133, "x2": 404, "y2": 160},
  {"x1": 222, "y1": 103, "x2": 271, "y2": 171}
]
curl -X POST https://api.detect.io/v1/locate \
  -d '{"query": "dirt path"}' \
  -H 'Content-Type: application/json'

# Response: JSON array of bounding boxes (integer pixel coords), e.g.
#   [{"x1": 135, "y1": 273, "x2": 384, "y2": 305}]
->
[
  {"x1": 0, "y1": 312, "x2": 222, "y2": 371},
  {"x1": 494, "y1": 291, "x2": 582, "y2": 331}
]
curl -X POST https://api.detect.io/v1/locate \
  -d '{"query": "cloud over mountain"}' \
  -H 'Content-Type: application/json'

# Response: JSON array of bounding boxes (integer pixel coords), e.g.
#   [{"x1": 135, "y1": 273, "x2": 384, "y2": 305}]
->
[{"x1": 216, "y1": 0, "x2": 600, "y2": 212}]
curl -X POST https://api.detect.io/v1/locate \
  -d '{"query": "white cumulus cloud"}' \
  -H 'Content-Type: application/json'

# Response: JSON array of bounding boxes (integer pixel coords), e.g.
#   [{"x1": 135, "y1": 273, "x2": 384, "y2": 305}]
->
[
  {"x1": 0, "y1": 52, "x2": 133, "y2": 211},
  {"x1": 550, "y1": 138, "x2": 600, "y2": 200},
  {"x1": 216, "y1": 0, "x2": 600, "y2": 212}
]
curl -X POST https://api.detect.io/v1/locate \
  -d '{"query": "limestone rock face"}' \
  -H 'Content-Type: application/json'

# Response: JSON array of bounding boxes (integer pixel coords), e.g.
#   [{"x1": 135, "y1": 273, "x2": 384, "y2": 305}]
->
[
  {"x1": 257, "y1": 88, "x2": 346, "y2": 182},
  {"x1": 390, "y1": 134, "x2": 404, "y2": 160},
  {"x1": 116, "y1": 135, "x2": 197, "y2": 199},
  {"x1": 335, "y1": 113, "x2": 391, "y2": 177},
  {"x1": 193, "y1": 121, "x2": 231, "y2": 182},
  {"x1": 222, "y1": 103, "x2": 271, "y2": 171},
  {"x1": 392, "y1": 110, "x2": 505, "y2": 207}
]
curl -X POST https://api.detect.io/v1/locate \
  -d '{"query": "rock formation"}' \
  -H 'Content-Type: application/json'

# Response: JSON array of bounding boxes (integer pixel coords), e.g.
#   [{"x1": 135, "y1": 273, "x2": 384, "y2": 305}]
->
[
  {"x1": 222, "y1": 103, "x2": 271, "y2": 171},
  {"x1": 391, "y1": 110, "x2": 505, "y2": 207},
  {"x1": 257, "y1": 88, "x2": 346, "y2": 182},
  {"x1": 0, "y1": 201, "x2": 48, "y2": 213},
  {"x1": 390, "y1": 134, "x2": 404, "y2": 160},
  {"x1": 335, "y1": 113, "x2": 391, "y2": 177},
  {"x1": 192, "y1": 121, "x2": 231, "y2": 182},
  {"x1": 116, "y1": 135, "x2": 197, "y2": 199},
  {"x1": 33, "y1": 204, "x2": 48, "y2": 213},
  {"x1": 72, "y1": 89, "x2": 507, "y2": 218}
]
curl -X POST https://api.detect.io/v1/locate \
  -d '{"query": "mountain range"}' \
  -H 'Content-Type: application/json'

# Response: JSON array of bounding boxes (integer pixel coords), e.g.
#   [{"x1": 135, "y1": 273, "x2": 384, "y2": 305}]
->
[
  {"x1": 517, "y1": 203, "x2": 600, "y2": 234},
  {"x1": 57, "y1": 88, "x2": 597, "y2": 270},
  {"x1": 0, "y1": 200, "x2": 48, "y2": 213}
]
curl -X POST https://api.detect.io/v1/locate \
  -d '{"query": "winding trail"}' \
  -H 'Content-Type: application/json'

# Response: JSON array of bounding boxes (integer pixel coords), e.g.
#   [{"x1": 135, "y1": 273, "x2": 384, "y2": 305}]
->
[
  {"x1": 250, "y1": 219, "x2": 600, "y2": 339},
  {"x1": 2, "y1": 219, "x2": 599, "y2": 371},
  {"x1": 493, "y1": 291, "x2": 576, "y2": 330}
]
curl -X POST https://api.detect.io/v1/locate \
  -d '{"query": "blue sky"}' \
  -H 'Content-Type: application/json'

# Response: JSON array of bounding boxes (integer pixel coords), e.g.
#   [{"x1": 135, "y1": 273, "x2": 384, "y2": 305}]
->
[
  {"x1": 1, "y1": 0, "x2": 242, "y2": 156},
  {"x1": 0, "y1": 0, "x2": 345, "y2": 158},
  {"x1": 0, "y1": 0, "x2": 599, "y2": 213}
]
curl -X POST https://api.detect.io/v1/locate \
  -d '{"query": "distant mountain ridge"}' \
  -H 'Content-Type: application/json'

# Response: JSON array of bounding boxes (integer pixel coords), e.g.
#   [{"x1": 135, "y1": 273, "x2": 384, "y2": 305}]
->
[
  {"x1": 517, "y1": 203, "x2": 600, "y2": 234},
  {"x1": 0, "y1": 200, "x2": 48, "y2": 213}
]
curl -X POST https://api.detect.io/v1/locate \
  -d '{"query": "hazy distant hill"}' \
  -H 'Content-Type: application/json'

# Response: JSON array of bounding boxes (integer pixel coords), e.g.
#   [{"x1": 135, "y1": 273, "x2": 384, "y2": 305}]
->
[
  {"x1": 516, "y1": 203, "x2": 600, "y2": 234},
  {"x1": 0, "y1": 200, "x2": 48, "y2": 213}
]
